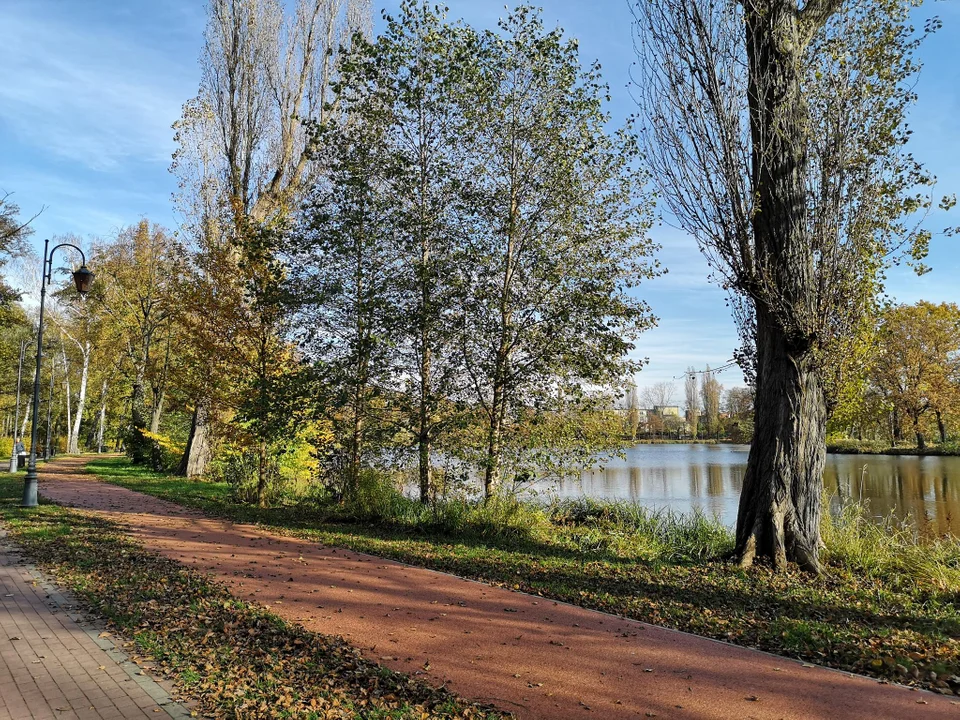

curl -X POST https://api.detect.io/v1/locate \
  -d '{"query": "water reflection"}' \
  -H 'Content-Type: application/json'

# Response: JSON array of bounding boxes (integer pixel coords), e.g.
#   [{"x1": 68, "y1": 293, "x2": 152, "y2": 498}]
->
[{"x1": 536, "y1": 444, "x2": 959, "y2": 535}]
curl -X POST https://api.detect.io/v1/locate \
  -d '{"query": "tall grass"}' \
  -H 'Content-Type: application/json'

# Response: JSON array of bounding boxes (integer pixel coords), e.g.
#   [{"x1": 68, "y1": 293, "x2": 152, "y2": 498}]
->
[
  {"x1": 821, "y1": 498, "x2": 960, "y2": 591},
  {"x1": 336, "y1": 473, "x2": 735, "y2": 564}
]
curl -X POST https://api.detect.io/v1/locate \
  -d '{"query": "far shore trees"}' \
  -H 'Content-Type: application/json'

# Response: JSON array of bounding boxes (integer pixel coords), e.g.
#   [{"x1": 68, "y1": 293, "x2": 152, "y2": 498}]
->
[
  {"x1": 873, "y1": 302, "x2": 960, "y2": 449},
  {"x1": 632, "y1": 0, "x2": 950, "y2": 571}
]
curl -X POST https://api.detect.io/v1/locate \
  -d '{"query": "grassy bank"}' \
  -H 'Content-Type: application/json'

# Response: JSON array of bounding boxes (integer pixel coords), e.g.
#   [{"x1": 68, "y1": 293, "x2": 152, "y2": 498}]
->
[
  {"x1": 827, "y1": 438, "x2": 960, "y2": 456},
  {"x1": 87, "y1": 458, "x2": 960, "y2": 695},
  {"x1": 0, "y1": 475, "x2": 506, "y2": 720}
]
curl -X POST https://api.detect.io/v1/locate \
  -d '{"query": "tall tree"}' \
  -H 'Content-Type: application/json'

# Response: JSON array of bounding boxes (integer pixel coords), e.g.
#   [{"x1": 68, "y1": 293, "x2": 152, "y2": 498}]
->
[
  {"x1": 171, "y1": 0, "x2": 373, "y2": 477},
  {"x1": 458, "y1": 7, "x2": 659, "y2": 497},
  {"x1": 361, "y1": 2, "x2": 478, "y2": 502},
  {"x1": 293, "y1": 66, "x2": 401, "y2": 497},
  {"x1": 631, "y1": 0, "x2": 949, "y2": 570},
  {"x1": 92, "y1": 222, "x2": 180, "y2": 464},
  {"x1": 684, "y1": 368, "x2": 700, "y2": 439},
  {"x1": 700, "y1": 366, "x2": 723, "y2": 438}
]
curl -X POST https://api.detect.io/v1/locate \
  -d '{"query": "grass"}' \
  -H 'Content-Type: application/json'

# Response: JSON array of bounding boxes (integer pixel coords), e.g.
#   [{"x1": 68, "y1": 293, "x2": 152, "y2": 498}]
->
[
  {"x1": 827, "y1": 438, "x2": 960, "y2": 456},
  {"x1": 0, "y1": 473, "x2": 507, "y2": 720},
  {"x1": 84, "y1": 456, "x2": 960, "y2": 696}
]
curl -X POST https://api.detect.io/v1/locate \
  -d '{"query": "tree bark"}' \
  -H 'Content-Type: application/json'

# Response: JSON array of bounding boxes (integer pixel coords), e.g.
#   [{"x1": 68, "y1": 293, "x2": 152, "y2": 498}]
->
[
  {"x1": 69, "y1": 342, "x2": 90, "y2": 454},
  {"x1": 735, "y1": 308, "x2": 826, "y2": 573},
  {"x1": 936, "y1": 409, "x2": 946, "y2": 444},
  {"x1": 150, "y1": 391, "x2": 164, "y2": 434},
  {"x1": 96, "y1": 380, "x2": 108, "y2": 453},
  {"x1": 735, "y1": 1, "x2": 830, "y2": 572},
  {"x1": 913, "y1": 414, "x2": 926, "y2": 450},
  {"x1": 178, "y1": 404, "x2": 212, "y2": 477}
]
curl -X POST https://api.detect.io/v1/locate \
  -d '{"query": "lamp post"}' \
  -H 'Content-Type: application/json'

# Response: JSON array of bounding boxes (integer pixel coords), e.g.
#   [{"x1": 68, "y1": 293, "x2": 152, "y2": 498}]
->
[{"x1": 21, "y1": 239, "x2": 94, "y2": 507}]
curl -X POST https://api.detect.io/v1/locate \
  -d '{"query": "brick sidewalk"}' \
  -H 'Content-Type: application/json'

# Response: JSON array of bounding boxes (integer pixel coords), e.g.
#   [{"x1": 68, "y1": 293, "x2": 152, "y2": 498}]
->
[{"x1": 0, "y1": 531, "x2": 192, "y2": 720}]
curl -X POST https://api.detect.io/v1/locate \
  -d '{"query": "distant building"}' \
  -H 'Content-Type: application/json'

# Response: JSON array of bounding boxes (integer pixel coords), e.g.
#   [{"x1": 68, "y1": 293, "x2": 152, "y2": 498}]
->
[{"x1": 653, "y1": 405, "x2": 682, "y2": 418}]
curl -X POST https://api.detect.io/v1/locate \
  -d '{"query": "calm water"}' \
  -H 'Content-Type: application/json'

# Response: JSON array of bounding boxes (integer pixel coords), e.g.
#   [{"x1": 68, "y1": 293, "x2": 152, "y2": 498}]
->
[{"x1": 535, "y1": 443, "x2": 960, "y2": 535}]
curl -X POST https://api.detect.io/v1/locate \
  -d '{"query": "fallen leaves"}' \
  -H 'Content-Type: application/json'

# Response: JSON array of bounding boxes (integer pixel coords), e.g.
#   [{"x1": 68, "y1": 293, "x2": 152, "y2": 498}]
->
[{"x1": 2, "y1": 507, "x2": 508, "y2": 720}]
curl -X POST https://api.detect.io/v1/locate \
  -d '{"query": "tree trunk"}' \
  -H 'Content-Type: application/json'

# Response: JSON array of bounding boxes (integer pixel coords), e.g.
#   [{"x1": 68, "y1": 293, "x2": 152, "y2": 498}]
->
[
  {"x1": 150, "y1": 391, "x2": 165, "y2": 434},
  {"x1": 69, "y1": 342, "x2": 90, "y2": 454},
  {"x1": 178, "y1": 404, "x2": 212, "y2": 477},
  {"x1": 96, "y1": 380, "x2": 108, "y2": 453},
  {"x1": 257, "y1": 439, "x2": 268, "y2": 507},
  {"x1": 734, "y1": 1, "x2": 832, "y2": 573},
  {"x1": 61, "y1": 347, "x2": 72, "y2": 454},
  {"x1": 936, "y1": 409, "x2": 947, "y2": 444},
  {"x1": 483, "y1": 382, "x2": 505, "y2": 499},
  {"x1": 417, "y1": 346, "x2": 432, "y2": 504},
  {"x1": 735, "y1": 308, "x2": 825, "y2": 573},
  {"x1": 913, "y1": 414, "x2": 926, "y2": 450},
  {"x1": 130, "y1": 370, "x2": 149, "y2": 464}
]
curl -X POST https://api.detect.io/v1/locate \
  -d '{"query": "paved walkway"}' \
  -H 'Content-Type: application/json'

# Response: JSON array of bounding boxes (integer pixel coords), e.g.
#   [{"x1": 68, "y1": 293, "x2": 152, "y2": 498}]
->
[
  {"x1": 36, "y1": 456, "x2": 960, "y2": 719},
  {"x1": 0, "y1": 529, "x2": 191, "y2": 720}
]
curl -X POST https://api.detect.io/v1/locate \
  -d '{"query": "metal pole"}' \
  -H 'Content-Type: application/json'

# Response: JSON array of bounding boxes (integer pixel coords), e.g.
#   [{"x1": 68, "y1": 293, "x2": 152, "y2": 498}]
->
[
  {"x1": 44, "y1": 356, "x2": 55, "y2": 460},
  {"x1": 22, "y1": 239, "x2": 49, "y2": 506},
  {"x1": 9, "y1": 339, "x2": 25, "y2": 472}
]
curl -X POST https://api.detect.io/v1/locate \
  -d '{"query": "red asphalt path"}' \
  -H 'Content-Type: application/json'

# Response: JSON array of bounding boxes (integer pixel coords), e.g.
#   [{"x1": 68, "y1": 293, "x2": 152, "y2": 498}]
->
[{"x1": 37, "y1": 456, "x2": 960, "y2": 720}]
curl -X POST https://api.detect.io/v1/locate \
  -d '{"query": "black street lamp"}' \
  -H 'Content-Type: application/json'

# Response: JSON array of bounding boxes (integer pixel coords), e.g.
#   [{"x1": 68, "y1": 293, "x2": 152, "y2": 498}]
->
[{"x1": 21, "y1": 239, "x2": 94, "y2": 507}]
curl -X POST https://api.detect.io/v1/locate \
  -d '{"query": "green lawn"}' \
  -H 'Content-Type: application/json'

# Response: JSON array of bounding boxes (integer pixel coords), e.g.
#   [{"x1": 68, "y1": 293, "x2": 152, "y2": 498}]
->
[
  {"x1": 85, "y1": 456, "x2": 960, "y2": 696},
  {"x1": 0, "y1": 473, "x2": 506, "y2": 720}
]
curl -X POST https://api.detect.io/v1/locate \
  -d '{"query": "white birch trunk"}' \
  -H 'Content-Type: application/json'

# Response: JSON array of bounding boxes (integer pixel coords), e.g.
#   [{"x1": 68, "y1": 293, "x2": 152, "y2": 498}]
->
[{"x1": 70, "y1": 341, "x2": 90, "y2": 454}]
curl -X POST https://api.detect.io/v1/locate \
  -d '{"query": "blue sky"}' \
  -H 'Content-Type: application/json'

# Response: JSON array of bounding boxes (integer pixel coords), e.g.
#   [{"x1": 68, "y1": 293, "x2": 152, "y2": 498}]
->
[{"x1": 2, "y1": 0, "x2": 958, "y2": 399}]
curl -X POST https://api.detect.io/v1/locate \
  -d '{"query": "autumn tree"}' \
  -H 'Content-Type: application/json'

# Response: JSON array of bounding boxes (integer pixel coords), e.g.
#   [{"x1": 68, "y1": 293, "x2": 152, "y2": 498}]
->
[
  {"x1": 872, "y1": 302, "x2": 960, "y2": 449},
  {"x1": 171, "y1": 0, "x2": 372, "y2": 477},
  {"x1": 92, "y1": 221, "x2": 181, "y2": 464},
  {"x1": 632, "y1": 0, "x2": 949, "y2": 570},
  {"x1": 700, "y1": 366, "x2": 722, "y2": 438},
  {"x1": 0, "y1": 191, "x2": 35, "y2": 310}
]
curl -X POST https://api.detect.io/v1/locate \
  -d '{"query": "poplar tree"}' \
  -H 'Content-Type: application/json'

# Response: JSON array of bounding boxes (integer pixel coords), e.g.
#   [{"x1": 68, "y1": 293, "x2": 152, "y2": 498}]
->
[{"x1": 632, "y1": 0, "x2": 951, "y2": 570}]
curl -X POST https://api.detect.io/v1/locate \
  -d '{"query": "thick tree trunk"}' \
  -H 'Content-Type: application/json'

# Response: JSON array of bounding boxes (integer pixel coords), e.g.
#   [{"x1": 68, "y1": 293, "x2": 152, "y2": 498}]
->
[
  {"x1": 735, "y1": 1, "x2": 831, "y2": 573},
  {"x1": 483, "y1": 383, "x2": 504, "y2": 499},
  {"x1": 936, "y1": 410, "x2": 946, "y2": 444},
  {"x1": 178, "y1": 404, "x2": 212, "y2": 477},
  {"x1": 735, "y1": 309, "x2": 825, "y2": 573},
  {"x1": 913, "y1": 415, "x2": 926, "y2": 450}
]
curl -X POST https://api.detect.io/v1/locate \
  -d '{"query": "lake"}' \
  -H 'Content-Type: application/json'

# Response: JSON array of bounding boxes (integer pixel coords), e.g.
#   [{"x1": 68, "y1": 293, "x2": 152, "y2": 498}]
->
[{"x1": 535, "y1": 443, "x2": 960, "y2": 535}]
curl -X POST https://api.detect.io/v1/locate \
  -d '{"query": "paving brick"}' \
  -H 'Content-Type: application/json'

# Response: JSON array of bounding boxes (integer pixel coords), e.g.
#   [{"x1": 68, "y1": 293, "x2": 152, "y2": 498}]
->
[{"x1": 0, "y1": 533, "x2": 188, "y2": 720}]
